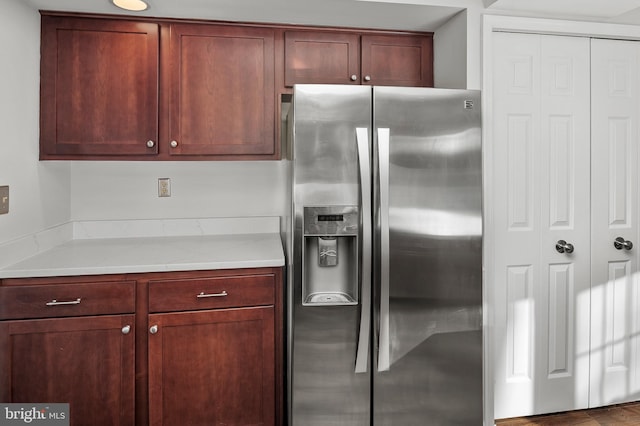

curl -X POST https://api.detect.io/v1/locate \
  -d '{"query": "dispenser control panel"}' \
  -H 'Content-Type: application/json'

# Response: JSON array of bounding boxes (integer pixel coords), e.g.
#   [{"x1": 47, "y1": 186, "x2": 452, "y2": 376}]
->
[{"x1": 303, "y1": 206, "x2": 358, "y2": 236}]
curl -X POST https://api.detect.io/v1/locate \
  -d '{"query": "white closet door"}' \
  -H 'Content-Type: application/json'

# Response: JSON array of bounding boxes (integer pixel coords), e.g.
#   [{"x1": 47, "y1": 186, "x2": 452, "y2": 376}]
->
[
  {"x1": 590, "y1": 39, "x2": 640, "y2": 408},
  {"x1": 492, "y1": 32, "x2": 591, "y2": 419}
]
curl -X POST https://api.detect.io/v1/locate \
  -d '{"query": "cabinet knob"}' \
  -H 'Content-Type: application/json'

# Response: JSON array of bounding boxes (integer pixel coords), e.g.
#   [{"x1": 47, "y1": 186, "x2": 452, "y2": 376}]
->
[
  {"x1": 614, "y1": 237, "x2": 633, "y2": 251},
  {"x1": 122, "y1": 325, "x2": 131, "y2": 335},
  {"x1": 350, "y1": 75, "x2": 358, "y2": 81},
  {"x1": 555, "y1": 240, "x2": 574, "y2": 254},
  {"x1": 364, "y1": 75, "x2": 371, "y2": 82},
  {"x1": 170, "y1": 140, "x2": 179, "y2": 148},
  {"x1": 146, "y1": 140, "x2": 155, "y2": 148},
  {"x1": 149, "y1": 325, "x2": 158, "y2": 334}
]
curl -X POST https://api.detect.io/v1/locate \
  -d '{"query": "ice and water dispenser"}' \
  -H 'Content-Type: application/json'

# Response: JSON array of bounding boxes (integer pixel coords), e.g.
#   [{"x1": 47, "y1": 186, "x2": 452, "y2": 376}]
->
[{"x1": 302, "y1": 206, "x2": 359, "y2": 306}]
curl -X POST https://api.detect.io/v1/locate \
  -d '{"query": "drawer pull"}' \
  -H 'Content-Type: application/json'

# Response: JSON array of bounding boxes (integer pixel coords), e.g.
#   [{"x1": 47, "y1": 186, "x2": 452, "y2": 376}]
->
[
  {"x1": 46, "y1": 298, "x2": 82, "y2": 306},
  {"x1": 197, "y1": 291, "x2": 228, "y2": 299}
]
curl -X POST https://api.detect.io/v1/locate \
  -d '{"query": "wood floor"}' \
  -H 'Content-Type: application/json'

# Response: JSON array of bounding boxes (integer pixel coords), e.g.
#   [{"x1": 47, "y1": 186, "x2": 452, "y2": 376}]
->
[{"x1": 495, "y1": 402, "x2": 640, "y2": 425}]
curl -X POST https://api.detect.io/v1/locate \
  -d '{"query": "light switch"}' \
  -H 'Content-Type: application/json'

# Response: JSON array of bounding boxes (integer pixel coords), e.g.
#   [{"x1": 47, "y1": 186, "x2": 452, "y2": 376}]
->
[{"x1": 0, "y1": 186, "x2": 8, "y2": 215}]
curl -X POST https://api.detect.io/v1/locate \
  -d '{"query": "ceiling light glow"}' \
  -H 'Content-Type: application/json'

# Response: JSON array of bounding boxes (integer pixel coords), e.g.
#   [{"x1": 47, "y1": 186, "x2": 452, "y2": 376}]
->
[{"x1": 112, "y1": 0, "x2": 148, "y2": 12}]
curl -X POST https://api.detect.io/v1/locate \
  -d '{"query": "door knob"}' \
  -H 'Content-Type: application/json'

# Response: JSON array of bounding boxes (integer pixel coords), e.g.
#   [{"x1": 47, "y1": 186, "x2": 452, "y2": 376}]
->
[
  {"x1": 146, "y1": 140, "x2": 155, "y2": 148},
  {"x1": 350, "y1": 75, "x2": 358, "y2": 81},
  {"x1": 614, "y1": 237, "x2": 633, "y2": 251},
  {"x1": 555, "y1": 240, "x2": 574, "y2": 254},
  {"x1": 364, "y1": 75, "x2": 371, "y2": 82},
  {"x1": 149, "y1": 325, "x2": 158, "y2": 334},
  {"x1": 170, "y1": 140, "x2": 178, "y2": 148}
]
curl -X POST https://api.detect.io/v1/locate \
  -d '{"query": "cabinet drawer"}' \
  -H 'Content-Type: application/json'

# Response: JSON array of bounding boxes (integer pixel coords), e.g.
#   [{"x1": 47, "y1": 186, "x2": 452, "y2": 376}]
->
[
  {"x1": 0, "y1": 281, "x2": 136, "y2": 320},
  {"x1": 148, "y1": 274, "x2": 275, "y2": 313}
]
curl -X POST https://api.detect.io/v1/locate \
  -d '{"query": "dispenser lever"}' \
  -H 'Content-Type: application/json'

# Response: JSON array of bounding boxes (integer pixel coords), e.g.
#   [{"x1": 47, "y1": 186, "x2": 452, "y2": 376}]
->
[{"x1": 318, "y1": 237, "x2": 338, "y2": 267}]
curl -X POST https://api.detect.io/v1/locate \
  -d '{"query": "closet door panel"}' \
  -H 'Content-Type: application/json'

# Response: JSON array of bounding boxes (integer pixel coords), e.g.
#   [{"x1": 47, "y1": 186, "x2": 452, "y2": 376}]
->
[
  {"x1": 590, "y1": 38, "x2": 640, "y2": 408},
  {"x1": 493, "y1": 32, "x2": 541, "y2": 419},
  {"x1": 537, "y1": 35, "x2": 591, "y2": 415},
  {"x1": 492, "y1": 32, "x2": 591, "y2": 419}
]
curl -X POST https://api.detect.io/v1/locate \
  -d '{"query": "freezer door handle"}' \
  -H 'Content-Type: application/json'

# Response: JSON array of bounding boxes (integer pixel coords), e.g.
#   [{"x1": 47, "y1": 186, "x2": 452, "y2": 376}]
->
[
  {"x1": 377, "y1": 127, "x2": 391, "y2": 372},
  {"x1": 355, "y1": 127, "x2": 372, "y2": 374}
]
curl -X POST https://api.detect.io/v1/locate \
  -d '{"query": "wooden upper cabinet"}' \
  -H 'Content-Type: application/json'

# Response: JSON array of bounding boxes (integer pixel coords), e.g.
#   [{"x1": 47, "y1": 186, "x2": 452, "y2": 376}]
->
[
  {"x1": 40, "y1": 16, "x2": 160, "y2": 158},
  {"x1": 284, "y1": 30, "x2": 433, "y2": 87},
  {"x1": 40, "y1": 16, "x2": 277, "y2": 160},
  {"x1": 361, "y1": 34, "x2": 433, "y2": 87},
  {"x1": 284, "y1": 31, "x2": 360, "y2": 86},
  {"x1": 168, "y1": 24, "x2": 276, "y2": 157},
  {"x1": 39, "y1": 14, "x2": 432, "y2": 160}
]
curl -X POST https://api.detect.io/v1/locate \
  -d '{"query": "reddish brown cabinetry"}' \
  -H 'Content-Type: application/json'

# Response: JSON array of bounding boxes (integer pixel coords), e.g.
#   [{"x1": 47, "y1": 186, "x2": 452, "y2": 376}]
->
[
  {"x1": 284, "y1": 30, "x2": 433, "y2": 87},
  {"x1": 0, "y1": 278, "x2": 136, "y2": 426},
  {"x1": 360, "y1": 34, "x2": 433, "y2": 87},
  {"x1": 40, "y1": 15, "x2": 278, "y2": 160},
  {"x1": 284, "y1": 31, "x2": 360, "y2": 86},
  {"x1": 40, "y1": 16, "x2": 160, "y2": 158},
  {"x1": 168, "y1": 24, "x2": 276, "y2": 157},
  {"x1": 39, "y1": 14, "x2": 433, "y2": 160},
  {"x1": 146, "y1": 272, "x2": 279, "y2": 426},
  {"x1": 0, "y1": 268, "x2": 283, "y2": 426}
]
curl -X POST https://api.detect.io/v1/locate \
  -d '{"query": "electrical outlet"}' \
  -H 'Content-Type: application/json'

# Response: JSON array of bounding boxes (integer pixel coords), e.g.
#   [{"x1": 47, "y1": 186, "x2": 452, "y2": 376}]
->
[
  {"x1": 158, "y1": 178, "x2": 171, "y2": 197},
  {"x1": 0, "y1": 186, "x2": 8, "y2": 214}
]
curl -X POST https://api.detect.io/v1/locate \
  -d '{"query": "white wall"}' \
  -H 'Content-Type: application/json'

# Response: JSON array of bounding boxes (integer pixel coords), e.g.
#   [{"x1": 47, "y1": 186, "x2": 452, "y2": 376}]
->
[
  {"x1": 433, "y1": 6, "x2": 483, "y2": 90},
  {"x1": 465, "y1": 7, "x2": 483, "y2": 89},
  {"x1": 434, "y1": 10, "x2": 468, "y2": 89},
  {"x1": 70, "y1": 161, "x2": 287, "y2": 221},
  {"x1": 0, "y1": 0, "x2": 71, "y2": 245}
]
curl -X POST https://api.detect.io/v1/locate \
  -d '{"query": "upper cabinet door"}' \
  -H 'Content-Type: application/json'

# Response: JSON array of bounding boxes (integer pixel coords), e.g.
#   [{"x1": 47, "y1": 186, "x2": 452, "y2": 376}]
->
[
  {"x1": 284, "y1": 31, "x2": 360, "y2": 86},
  {"x1": 360, "y1": 34, "x2": 433, "y2": 87},
  {"x1": 40, "y1": 16, "x2": 159, "y2": 158},
  {"x1": 168, "y1": 24, "x2": 276, "y2": 157}
]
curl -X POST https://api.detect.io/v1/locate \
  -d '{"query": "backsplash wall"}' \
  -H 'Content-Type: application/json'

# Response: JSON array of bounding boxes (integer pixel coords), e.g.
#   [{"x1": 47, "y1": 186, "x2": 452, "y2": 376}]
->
[{"x1": 70, "y1": 161, "x2": 287, "y2": 221}]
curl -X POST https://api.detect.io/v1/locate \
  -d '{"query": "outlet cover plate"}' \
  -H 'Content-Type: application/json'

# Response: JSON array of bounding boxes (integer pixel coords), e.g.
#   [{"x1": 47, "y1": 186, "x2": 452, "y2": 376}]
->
[
  {"x1": 0, "y1": 186, "x2": 8, "y2": 214},
  {"x1": 158, "y1": 178, "x2": 171, "y2": 197}
]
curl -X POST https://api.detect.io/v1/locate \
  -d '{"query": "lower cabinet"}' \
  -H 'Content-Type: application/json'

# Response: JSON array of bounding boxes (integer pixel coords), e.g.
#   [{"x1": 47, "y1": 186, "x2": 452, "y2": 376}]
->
[
  {"x1": 0, "y1": 315, "x2": 136, "y2": 426},
  {"x1": 0, "y1": 267, "x2": 283, "y2": 426},
  {"x1": 146, "y1": 271, "x2": 279, "y2": 426},
  {"x1": 148, "y1": 307, "x2": 275, "y2": 426}
]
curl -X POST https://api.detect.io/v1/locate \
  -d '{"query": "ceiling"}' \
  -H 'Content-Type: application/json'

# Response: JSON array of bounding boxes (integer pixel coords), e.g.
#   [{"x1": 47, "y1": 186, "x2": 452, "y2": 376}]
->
[{"x1": 21, "y1": 0, "x2": 640, "y2": 31}]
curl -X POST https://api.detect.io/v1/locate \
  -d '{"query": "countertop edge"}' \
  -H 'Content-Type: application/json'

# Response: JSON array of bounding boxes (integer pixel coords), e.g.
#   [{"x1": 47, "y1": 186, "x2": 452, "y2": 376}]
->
[{"x1": 0, "y1": 232, "x2": 285, "y2": 280}]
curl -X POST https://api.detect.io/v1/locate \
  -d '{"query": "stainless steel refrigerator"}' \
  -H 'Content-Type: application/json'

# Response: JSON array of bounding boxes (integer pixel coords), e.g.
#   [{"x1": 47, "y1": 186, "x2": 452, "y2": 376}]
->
[{"x1": 285, "y1": 84, "x2": 483, "y2": 425}]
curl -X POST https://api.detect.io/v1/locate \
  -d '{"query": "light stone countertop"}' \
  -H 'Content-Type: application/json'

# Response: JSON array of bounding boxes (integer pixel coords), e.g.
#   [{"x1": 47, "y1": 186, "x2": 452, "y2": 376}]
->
[{"x1": 0, "y1": 219, "x2": 285, "y2": 279}]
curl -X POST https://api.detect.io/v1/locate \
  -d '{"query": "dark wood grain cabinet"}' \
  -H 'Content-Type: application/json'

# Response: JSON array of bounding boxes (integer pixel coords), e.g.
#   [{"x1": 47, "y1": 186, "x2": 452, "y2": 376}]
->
[
  {"x1": 284, "y1": 30, "x2": 433, "y2": 87},
  {"x1": 39, "y1": 13, "x2": 434, "y2": 160},
  {"x1": 40, "y1": 15, "x2": 278, "y2": 160},
  {"x1": 284, "y1": 31, "x2": 360, "y2": 86},
  {"x1": 0, "y1": 268, "x2": 283, "y2": 426},
  {"x1": 167, "y1": 24, "x2": 276, "y2": 157},
  {"x1": 146, "y1": 272, "x2": 279, "y2": 425},
  {"x1": 0, "y1": 278, "x2": 136, "y2": 426},
  {"x1": 40, "y1": 16, "x2": 160, "y2": 158},
  {"x1": 148, "y1": 309, "x2": 275, "y2": 425},
  {"x1": 360, "y1": 34, "x2": 433, "y2": 87}
]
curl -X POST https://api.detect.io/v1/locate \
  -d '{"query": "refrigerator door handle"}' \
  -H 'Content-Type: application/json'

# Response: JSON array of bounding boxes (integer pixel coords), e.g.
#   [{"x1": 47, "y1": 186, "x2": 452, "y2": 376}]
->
[
  {"x1": 355, "y1": 127, "x2": 372, "y2": 374},
  {"x1": 377, "y1": 127, "x2": 391, "y2": 372}
]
